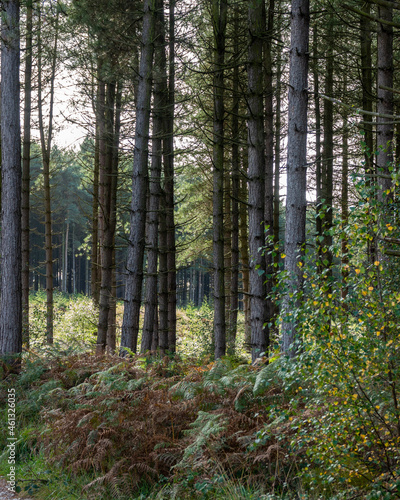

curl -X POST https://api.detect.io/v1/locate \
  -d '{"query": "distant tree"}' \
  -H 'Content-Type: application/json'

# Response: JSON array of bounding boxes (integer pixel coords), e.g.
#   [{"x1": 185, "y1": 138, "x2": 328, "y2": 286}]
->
[{"x1": 37, "y1": 3, "x2": 60, "y2": 344}]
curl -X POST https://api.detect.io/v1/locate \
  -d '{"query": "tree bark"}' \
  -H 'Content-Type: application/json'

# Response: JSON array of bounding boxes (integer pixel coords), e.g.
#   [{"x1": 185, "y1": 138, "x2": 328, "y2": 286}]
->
[
  {"x1": 141, "y1": 0, "x2": 166, "y2": 353},
  {"x1": 97, "y1": 81, "x2": 117, "y2": 354},
  {"x1": 21, "y1": 0, "x2": 33, "y2": 348},
  {"x1": 320, "y1": 13, "x2": 334, "y2": 276},
  {"x1": 341, "y1": 76, "x2": 349, "y2": 300},
  {"x1": 313, "y1": 25, "x2": 322, "y2": 258},
  {"x1": 248, "y1": 0, "x2": 268, "y2": 362},
  {"x1": 273, "y1": 38, "x2": 282, "y2": 323},
  {"x1": 376, "y1": 0, "x2": 393, "y2": 198},
  {"x1": 360, "y1": 3, "x2": 374, "y2": 176},
  {"x1": 263, "y1": 0, "x2": 275, "y2": 360},
  {"x1": 0, "y1": 0, "x2": 22, "y2": 361},
  {"x1": 228, "y1": 3, "x2": 240, "y2": 354},
  {"x1": 158, "y1": 190, "x2": 169, "y2": 354},
  {"x1": 120, "y1": 0, "x2": 155, "y2": 355},
  {"x1": 281, "y1": 0, "x2": 309, "y2": 357},
  {"x1": 91, "y1": 63, "x2": 103, "y2": 305},
  {"x1": 211, "y1": 0, "x2": 227, "y2": 359},
  {"x1": 63, "y1": 221, "x2": 69, "y2": 293},
  {"x1": 239, "y1": 171, "x2": 251, "y2": 350},
  {"x1": 166, "y1": 0, "x2": 177, "y2": 353},
  {"x1": 106, "y1": 82, "x2": 122, "y2": 354},
  {"x1": 38, "y1": 7, "x2": 59, "y2": 345}
]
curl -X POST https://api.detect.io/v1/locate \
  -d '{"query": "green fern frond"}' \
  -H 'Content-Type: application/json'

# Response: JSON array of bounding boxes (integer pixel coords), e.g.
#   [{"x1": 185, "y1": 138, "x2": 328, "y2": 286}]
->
[
  {"x1": 178, "y1": 411, "x2": 228, "y2": 466},
  {"x1": 253, "y1": 362, "x2": 281, "y2": 396}
]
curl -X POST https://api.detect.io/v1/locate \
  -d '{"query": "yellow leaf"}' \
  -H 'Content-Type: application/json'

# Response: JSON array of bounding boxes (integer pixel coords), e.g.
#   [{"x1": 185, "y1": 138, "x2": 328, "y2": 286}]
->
[
  {"x1": 374, "y1": 261, "x2": 380, "y2": 266},
  {"x1": 355, "y1": 269, "x2": 361, "y2": 274},
  {"x1": 281, "y1": 253, "x2": 286, "y2": 259}
]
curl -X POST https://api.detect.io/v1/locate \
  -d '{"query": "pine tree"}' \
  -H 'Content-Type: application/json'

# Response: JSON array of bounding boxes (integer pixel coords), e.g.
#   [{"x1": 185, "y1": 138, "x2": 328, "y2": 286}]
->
[
  {"x1": 0, "y1": 0, "x2": 22, "y2": 361},
  {"x1": 120, "y1": 0, "x2": 156, "y2": 354},
  {"x1": 281, "y1": 0, "x2": 310, "y2": 357}
]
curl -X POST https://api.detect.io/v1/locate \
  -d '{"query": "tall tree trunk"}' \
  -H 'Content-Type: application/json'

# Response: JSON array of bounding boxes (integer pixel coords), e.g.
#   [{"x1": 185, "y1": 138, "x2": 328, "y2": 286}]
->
[
  {"x1": 320, "y1": 13, "x2": 334, "y2": 275},
  {"x1": 248, "y1": 0, "x2": 267, "y2": 362},
  {"x1": 281, "y1": 0, "x2": 309, "y2": 357},
  {"x1": 120, "y1": 0, "x2": 156, "y2": 355},
  {"x1": 63, "y1": 221, "x2": 69, "y2": 293},
  {"x1": 158, "y1": 191, "x2": 169, "y2": 354},
  {"x1": 376, "y1": 0, "x2": 393, "y2": 199},
  {"x1": 72, "y1": 223, "x2": 76, "y2": 294},
  {"x1": 106, "y1": 82, "x2": 122, "y2": 353},
  {"x1": 38, "y1": 8, "x2": 59, "y2": 344},
  {"x1": 91, "y1": 64, "x2": 102, "y2": 305},
  {"x1": 97, "y1": 81, "x2": 116, "y2": 354},
  {"x1": 341, "y1": 76, "x2": 349, "y2": 300},
  {"x1": 0, "y1": 0, "x2": 22, "y2": 361},
  {"x1": 360, "y1": 3, "x2": 375, "y2": 262},
  {"x1": 360, "y1": 3, "x2": 374, "y2": 176},
  {"x1": 239, "y1": 172, "x2": 251, "y2": 350},
  {"x1": 313, "y1": 25, "x2": 322, "y2": 257},
  {"x1": 223, "y1": 172, "x2": 231, "y2": 339},
  {"x1": 263, "y1": 0, "x2": 275, "y2": 360},
  {"x1": 141, "y1": 0, "x2": 166, "y2": 353},
  {"x1": 166, "y1": 0, "x2": 177, "y2": 353},
  {"x1": 228, "y1": 3, "x2": 240, "y2": 354},
  {"x1": 21, "y1": 0, "x2": 33, "y2": 347},
  {"x1": 273, "y1": 41, "x2": 282, "y2": 322},
  {"x1": 107, "y1": 247, "x2": 117, "y2": 353},
  {"x1": 97, "y1": 76, "x2": 106, "y2": 305},
  {"x1": 151, "y1": 307, "x2": 159, "y2": 351},
  {"x1": 211, "y1": 0, "x2": 227, "y2": 359}
]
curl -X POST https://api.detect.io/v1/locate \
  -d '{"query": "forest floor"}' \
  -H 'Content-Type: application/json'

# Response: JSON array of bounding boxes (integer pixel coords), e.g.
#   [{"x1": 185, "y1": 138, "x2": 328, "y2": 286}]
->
[
  {"x1": 1, "y1": 296, "x2": 399, "y2": 498},
  {"x1": 1, "y1": 348, "x2": 396, "y2": 499}
]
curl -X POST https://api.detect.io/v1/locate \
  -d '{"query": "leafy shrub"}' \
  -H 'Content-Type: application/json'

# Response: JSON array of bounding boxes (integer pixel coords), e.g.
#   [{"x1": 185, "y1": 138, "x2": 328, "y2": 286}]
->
[
  {"x1": 29, "y1": 292, "x2": 98, "y2": 350},
  {"x1": 176, "y1": 300, "x2": 247, "y2": 360},
  {"x1": 250, "y1": 171, "x2": 400, "y2": 498}
]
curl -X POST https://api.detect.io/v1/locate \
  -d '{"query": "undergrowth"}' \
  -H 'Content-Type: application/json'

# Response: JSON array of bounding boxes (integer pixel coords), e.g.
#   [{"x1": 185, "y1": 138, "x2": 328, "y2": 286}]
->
[
  {"x1": 1, "y1": 314, "x2": 400, "y2": 499},
  {"x1": 0, "y1": 350, "x2": 307, "y2": 499}
]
